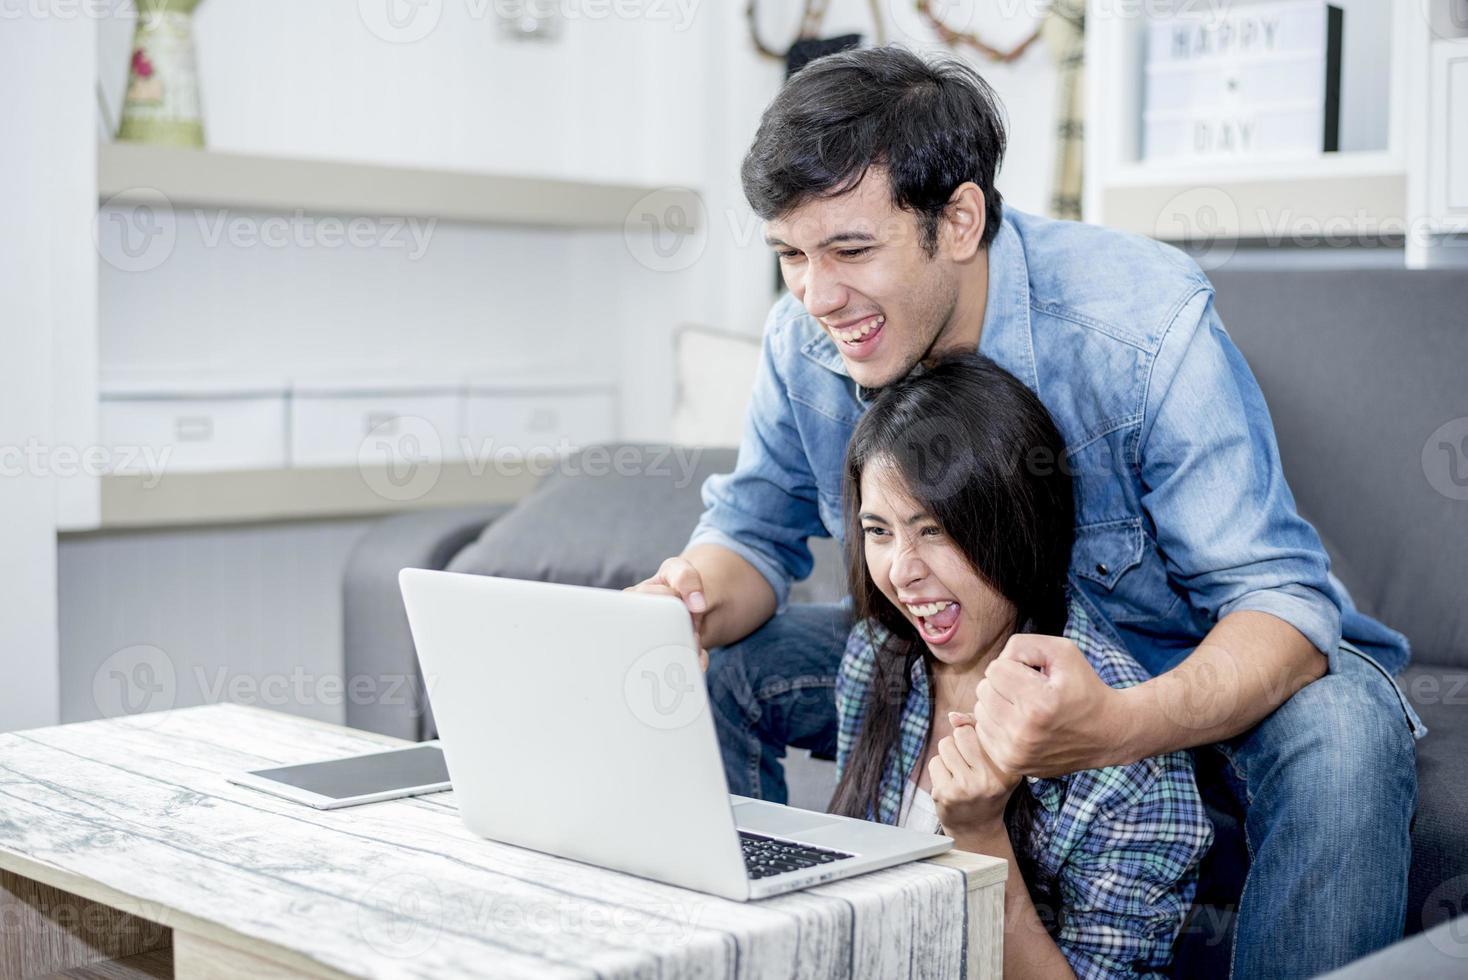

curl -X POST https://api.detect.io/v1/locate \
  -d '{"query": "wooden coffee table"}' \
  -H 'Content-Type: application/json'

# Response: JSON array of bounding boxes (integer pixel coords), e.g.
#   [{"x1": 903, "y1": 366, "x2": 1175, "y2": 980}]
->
[{"x1": 0, "y1": 704, "x2": 1005, "y2": 979}]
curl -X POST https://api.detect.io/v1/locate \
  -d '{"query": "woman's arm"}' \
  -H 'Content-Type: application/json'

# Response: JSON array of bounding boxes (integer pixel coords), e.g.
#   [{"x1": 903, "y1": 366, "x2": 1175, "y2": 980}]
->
[
  {"x1": 954, "y1": 822, "x2": 1077, "y2": 980},
  {"x1": 1045, "y1": 758, "x2": 1214, "y2": 979},
  {"x1": 935, "y1": 711, "x2": 1211, "y2": 978},
  {"x1": 931, "y1": 717, "x2": 1077, "y2": 978}
]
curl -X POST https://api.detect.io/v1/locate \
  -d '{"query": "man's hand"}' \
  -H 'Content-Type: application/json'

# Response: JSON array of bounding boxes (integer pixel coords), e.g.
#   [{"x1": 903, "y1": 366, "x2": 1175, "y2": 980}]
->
[
  {"x1": 930, "y1": 711, "x2": 1023, "y2": 834},
  {"x1": 625, "y1": 544, "x2": 778, "y2": 663},
  {"x1": 628, "y1": 556, "x2": 711, "y2": 671},
  {"x1": 973, "y1": 634, "x2": 1131, "y2": 777}
]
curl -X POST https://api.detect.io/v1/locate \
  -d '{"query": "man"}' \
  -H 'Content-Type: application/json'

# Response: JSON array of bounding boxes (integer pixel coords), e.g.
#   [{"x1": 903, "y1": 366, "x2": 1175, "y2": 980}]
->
[{"x1": 633, "y1": 47, "x2": 1421, "y2": 978}]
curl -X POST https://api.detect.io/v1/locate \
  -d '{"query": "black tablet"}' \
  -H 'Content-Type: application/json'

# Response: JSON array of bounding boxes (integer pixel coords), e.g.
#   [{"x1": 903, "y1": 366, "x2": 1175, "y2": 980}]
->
[{"x1": 227, "y1": 743, "x2": 451, "y2": 809}]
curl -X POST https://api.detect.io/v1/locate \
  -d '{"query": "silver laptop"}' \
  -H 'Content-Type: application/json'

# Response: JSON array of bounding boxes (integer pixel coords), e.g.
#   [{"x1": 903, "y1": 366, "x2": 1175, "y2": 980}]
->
[{"x1": 399, "y1": 568, "x2": 953, "y2": 901}]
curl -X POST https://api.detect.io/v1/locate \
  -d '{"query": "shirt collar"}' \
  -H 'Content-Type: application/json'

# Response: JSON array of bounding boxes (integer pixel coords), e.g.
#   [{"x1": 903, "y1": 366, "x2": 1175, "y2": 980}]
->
[
  {"x1": 797, "y1": 212, "x2": 1039, "y2": 400},
  {"x1": 976, "y1": 214, "x2": 1040, "y2": 395}
]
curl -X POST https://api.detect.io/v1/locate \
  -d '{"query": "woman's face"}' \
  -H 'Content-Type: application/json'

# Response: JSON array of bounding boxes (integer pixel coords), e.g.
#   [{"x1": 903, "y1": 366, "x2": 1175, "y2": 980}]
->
[{"x1": 858, "y1": 460, "x2": 1017, "y2": 668}]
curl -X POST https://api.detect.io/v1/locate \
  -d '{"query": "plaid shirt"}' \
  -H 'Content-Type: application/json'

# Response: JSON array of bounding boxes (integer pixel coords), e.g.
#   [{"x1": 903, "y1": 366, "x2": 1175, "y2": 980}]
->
[{"x1": 835, "y1": 597, "x2": 1213, "y2": 980}]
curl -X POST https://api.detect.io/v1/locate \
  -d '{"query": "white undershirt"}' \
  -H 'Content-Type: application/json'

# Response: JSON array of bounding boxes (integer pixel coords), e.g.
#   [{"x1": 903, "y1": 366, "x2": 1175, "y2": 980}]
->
[{"x1": 899, "y1": 777, "x2": 942, "y2": 834}]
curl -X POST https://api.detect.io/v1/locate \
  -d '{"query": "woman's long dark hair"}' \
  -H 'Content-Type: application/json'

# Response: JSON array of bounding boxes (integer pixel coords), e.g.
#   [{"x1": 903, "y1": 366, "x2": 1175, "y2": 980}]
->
[{"x1": 828, "y1": 354, "x2": 1074, "y2": 912}]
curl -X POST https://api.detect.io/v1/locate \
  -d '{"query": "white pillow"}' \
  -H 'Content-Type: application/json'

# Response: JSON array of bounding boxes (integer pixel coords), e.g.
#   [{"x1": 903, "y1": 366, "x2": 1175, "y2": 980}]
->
[{"x1": 671, "y1": 325, "x2": 762, "y2": 448}]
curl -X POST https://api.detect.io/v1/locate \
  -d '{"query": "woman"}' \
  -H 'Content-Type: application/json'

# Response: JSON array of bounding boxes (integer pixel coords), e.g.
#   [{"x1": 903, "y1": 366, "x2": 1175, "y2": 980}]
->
[{"x1": 832, "y1": 354, "x2": 1212, "y2": 979}]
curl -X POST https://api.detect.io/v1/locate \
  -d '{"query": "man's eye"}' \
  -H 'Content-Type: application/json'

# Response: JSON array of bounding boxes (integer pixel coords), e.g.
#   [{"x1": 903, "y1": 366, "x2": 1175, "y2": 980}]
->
[
  {"x1": 777, "y1": 249, "x2": 802, "y2": 260},
  {"x1": 838, "y1": 247, "x2": 871, "y2": 258}
]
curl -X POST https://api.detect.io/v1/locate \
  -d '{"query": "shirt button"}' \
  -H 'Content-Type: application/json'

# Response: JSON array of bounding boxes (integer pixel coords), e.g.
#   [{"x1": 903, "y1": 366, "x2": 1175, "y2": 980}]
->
[{"x1": 1095, "y1": 562, "x2": 1110, "y2": 576}]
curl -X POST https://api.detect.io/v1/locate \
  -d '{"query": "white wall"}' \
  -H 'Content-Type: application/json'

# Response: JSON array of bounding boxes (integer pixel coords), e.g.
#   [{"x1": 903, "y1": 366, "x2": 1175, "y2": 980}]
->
[
  {"x1": 97, "y1": 0, "x2": 727, "y2": 442},
  {"x1": 1, "y1": 18, "x2": 96, "y2": 732},
  {"x1": 97, "y1": 215, "x2": 614, "y2": 381},
  {"x1": 96, "y1": 2, "x2": 1068, "y2": 440},
  {"x1": 99, "y1": 0, "x2": 711, "y2": 186},
  {"x1": 812, "y1": 1, "x2": 1062, "y2": 214},
  {"x1": 61, "y1": 5, "x2": 1071, "y2": 737}
]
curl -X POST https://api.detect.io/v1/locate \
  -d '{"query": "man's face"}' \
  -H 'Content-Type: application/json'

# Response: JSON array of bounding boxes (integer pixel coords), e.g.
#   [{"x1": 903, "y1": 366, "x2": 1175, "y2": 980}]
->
[{"x1": 764, "y1": 170, "x2": 963, "y2": 389}]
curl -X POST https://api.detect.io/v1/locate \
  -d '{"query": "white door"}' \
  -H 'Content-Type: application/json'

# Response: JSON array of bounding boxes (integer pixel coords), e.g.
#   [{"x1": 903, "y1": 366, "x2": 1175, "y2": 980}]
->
[{"x1": 0, "y1": 17, "x2": 95, "y2": 732}]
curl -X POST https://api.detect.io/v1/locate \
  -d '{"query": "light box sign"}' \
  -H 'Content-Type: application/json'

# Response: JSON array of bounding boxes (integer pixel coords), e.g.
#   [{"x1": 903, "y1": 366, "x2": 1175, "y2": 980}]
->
[{"x1": 1143, "y1": 0, "x2": 1342, "y2": 162}]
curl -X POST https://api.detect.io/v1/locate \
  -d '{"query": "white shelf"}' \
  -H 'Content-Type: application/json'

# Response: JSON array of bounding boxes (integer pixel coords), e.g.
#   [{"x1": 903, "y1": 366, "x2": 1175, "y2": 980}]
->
[
  {"x1": 1104, "y1": 153, "x2": 1408, "y2": 242},
  {"x1": 1082, "y1": 0, "x2": 1456, "y2": 257},
  {"x1": 1106, "y1": 150, "x2": 1405, "y2": 188},
  {"x1": 82, "y1": 144, "x2": 652, "y2": 530},
  {"x1": 98, "y1": 141, "x2": 700, "y2": 231},
  {"x1": 93, "y1": 464, "x2": 539, "y2": 530}
]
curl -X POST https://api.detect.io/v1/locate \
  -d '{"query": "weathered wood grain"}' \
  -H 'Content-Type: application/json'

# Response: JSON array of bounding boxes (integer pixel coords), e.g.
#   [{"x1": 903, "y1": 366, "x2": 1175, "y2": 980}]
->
[
  {"x1": 36, "y1": 946, "x2": 173, "y2": 980},
  {"x1": 0, "y1": 704, "x2": 1003, "y2": 979}
]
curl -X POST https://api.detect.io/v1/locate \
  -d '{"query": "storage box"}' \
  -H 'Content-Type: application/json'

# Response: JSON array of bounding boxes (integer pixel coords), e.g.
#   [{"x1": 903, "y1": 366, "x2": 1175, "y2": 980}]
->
[
  {"x1": 100, "y1": 376, "x2": 289, "y2": 474},
  {"x1": 290, "y1": 381, "x2": 464, "y2": 468},
  {"x1": 463, "y1": 386, "x2": 618, "y2": 460}
]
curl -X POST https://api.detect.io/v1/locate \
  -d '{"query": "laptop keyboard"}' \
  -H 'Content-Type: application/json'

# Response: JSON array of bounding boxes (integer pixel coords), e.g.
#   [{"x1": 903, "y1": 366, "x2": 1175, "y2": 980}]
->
[{"x1": 739, "y1": 830, "x2": 854, "y2": 879}]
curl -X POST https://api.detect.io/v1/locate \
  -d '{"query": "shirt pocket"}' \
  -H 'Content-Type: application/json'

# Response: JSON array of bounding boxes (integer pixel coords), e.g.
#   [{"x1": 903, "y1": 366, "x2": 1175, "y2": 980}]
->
[{"x1": 1072, "y1": 518, "x2": 1180, "y2": 625}]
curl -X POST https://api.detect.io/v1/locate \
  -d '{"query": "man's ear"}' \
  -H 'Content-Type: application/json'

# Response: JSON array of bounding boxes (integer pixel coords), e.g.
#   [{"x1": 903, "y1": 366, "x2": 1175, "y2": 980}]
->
[{"x1": 940, "y1": 182, "x2": 987, "y2": 261}]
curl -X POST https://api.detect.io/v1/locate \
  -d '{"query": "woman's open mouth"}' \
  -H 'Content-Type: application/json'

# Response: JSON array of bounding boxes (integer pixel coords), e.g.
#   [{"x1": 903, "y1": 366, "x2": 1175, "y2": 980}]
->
[
  {"x1": 905, "y1": 599, "x2": 961, "y2": 646},
  {"x1": 830, "y1": 315, "x2": 885, "y2": 359}
]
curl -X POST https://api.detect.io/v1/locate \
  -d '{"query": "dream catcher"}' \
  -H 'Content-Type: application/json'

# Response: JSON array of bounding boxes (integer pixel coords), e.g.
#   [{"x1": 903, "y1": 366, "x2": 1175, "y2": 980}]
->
[
  {"x1": 916, "y1": 0, "x2": 1087, "y2": 220},
  {"x1": 746, "y1": 0, "x2": 888, "y2": 77}
]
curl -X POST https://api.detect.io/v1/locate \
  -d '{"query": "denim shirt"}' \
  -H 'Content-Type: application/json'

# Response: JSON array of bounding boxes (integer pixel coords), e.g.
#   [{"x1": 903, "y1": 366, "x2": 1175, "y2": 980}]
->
[{"x1": 687, "y1": 208, "x2": 1412, "y2": 676}]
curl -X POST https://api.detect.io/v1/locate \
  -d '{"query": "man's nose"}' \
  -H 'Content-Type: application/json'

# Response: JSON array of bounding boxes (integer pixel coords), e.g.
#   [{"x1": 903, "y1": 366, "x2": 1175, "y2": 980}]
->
[{"x1": 799, "y1": 258, "x2": 846, "y2": 320}]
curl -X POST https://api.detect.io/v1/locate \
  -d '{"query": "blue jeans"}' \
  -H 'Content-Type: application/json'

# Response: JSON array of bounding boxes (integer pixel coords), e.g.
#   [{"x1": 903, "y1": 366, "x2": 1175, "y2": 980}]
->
[
  {"x1": 705, "y1": 605, "x2": 1422, "y2": 978},
  {"x1": 706, "y1": 603, "x2": 851, "y2": 801},
  {"x1": 1197, "y1": 641, "x2": 1422, "y2": 978}
]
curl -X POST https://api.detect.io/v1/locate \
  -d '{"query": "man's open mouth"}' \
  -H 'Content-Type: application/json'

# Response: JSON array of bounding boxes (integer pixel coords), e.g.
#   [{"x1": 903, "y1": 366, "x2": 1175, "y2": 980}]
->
[{"x1": 831, "y1": 315, "x2": 884, "y2": 346}]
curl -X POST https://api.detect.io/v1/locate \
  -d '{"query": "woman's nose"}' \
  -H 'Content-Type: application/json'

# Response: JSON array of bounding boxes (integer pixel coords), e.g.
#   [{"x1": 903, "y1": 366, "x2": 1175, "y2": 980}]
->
[{"x1": 890, "y1": 543, "x2": 928, "y2": 590}]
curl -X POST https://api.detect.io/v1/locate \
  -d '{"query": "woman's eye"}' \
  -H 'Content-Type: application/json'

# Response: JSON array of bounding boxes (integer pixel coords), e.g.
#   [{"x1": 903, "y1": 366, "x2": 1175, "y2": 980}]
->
[
  {"x1": 861, "y1": 525, "x2": 886, "y2": 538},
  {"x1": 920, "y1": 525, "x2": 942, "y2": 537}
]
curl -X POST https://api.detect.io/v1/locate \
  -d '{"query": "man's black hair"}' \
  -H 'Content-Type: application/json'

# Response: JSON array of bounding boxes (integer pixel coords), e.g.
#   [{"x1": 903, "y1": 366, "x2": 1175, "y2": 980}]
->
[{"x1": 741, "y1": 45, "x2": 1008, "y2": 254}]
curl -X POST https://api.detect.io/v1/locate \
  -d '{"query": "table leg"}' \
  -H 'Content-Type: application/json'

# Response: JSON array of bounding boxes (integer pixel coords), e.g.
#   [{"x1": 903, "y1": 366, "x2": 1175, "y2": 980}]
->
[
  {"x1": 0, "y1": 869, "x2": 169, "y2": 979},
  {"x1": 969, "y1": 880, "x2": 1005, "y2": 980},
  {"x1": 172, "y1": 931, "x2": 333, "y2": 980},
  {"x1": 926, "y1": 849, "x2": 1007, "y2": 980}
]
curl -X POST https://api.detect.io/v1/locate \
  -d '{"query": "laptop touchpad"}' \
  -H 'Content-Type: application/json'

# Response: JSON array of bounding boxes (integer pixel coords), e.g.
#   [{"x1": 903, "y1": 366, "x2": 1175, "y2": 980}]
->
[{"x1": 733, "y1": 801, "x2": 839, "y2": 836}]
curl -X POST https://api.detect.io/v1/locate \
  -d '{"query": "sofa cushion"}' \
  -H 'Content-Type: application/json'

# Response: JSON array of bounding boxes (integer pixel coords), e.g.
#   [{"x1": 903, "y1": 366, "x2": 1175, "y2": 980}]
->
[
  {"x1": 1178, "y1": 663, "x2": 1468, "y2": 945},
  {"x1": 448, "y1": 444, "x2": 849, "y2": 603},
  {"x1": 1208, "y1": 269, "x2": 1468, "y2": 668},
  {"x1": 448, "y1": 444, "x2": 738, "y2": 588},
  {"x1": 1400, "y1": 664, "x2": 1468, "y2": 935},
  {"x1": 1318, "y1": 917, "x2": 1468, "y2": 979}
]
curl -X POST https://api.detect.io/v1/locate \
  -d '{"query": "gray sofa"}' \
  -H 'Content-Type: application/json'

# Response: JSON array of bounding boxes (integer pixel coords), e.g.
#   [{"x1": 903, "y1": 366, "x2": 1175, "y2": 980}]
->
[{"x1": 343, "y1": 269, "x2": 1468, "y2": 976}]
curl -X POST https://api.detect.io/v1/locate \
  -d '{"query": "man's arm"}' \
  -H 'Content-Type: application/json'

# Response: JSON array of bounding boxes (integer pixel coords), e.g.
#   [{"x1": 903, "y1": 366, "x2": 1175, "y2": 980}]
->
[
  {"x1": 1116, "y1": 609, "x2": 1325, "y2": 762},
  {"x1": 630, "y1": 300, "x2": 827, "y2": 648},
  {"x1": 977, "y1": 609, "x2": 1326, "y2": 775},
  {"x1": 976, "y1": 291, "x2": 1340, "y2": 775},
  {"x1": 1113, "y1": 291, "x2": 1339, "y2": 757}
]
